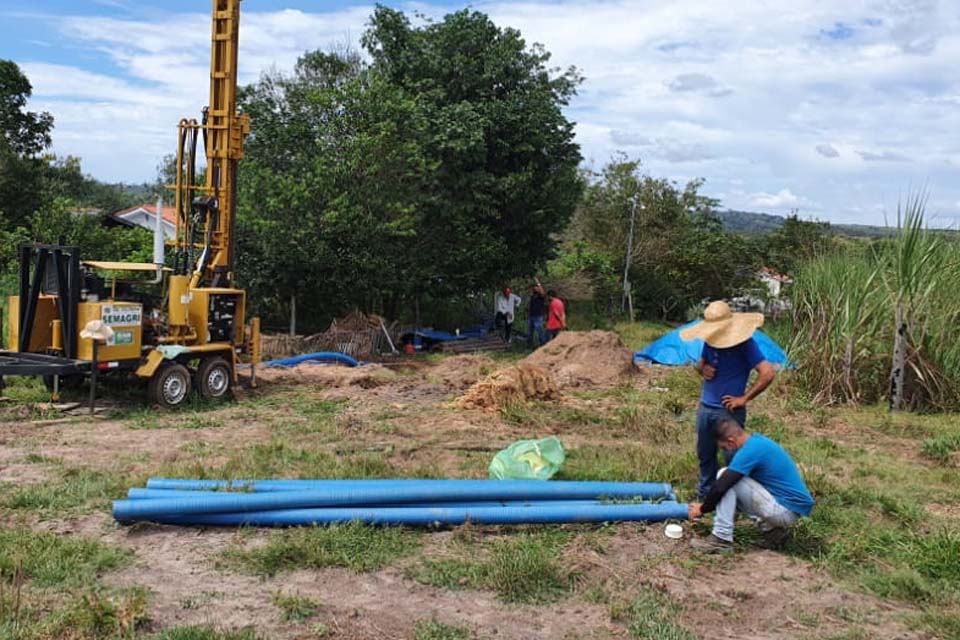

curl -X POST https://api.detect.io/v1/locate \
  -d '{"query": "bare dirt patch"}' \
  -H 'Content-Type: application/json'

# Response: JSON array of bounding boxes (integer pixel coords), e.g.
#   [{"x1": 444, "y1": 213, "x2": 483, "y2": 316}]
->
[{"x1": 523, "y1": 330, "x2": 635, "y2": 389}]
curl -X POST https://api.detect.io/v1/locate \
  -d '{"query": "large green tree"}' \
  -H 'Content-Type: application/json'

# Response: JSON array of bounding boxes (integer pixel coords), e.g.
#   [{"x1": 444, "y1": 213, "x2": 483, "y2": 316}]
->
[
  {"x1": 570, "y1": 157, "x2": 759, "y2": 320},
  {"x1": 237, "y1": 8, "x2": 584, "y2": 330},
  {"x1": 0, "y1": 60, "x2": 54, "y2": 227}
]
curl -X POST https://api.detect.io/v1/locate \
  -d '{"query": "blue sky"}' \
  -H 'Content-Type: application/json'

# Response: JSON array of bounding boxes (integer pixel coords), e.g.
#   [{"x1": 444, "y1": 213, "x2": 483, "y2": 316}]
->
[{"x1": 3, "y1": 0, "x2": 960, "y2": 227}]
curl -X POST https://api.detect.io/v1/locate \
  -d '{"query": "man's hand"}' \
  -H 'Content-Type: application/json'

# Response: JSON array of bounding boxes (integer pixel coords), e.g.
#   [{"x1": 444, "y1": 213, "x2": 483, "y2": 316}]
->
[
  {"x1": 721, "y1": 395, "x2": 747, "y2": 411},
  {"x1": 688, "y1": 503, "x2": 703, "y2": 520},
  {"x1": 700, "y1": 363, "x2": 716, "y2": 380}
]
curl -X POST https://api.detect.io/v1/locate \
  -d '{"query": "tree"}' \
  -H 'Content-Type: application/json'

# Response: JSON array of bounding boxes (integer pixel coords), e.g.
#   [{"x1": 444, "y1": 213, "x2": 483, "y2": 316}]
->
[
  {"x1": 763, "y1": 212, "x2": 834, "y2": 275},
  {"x1": 236, "y1": 9, "x2": 584, "y2": 330},
  {"x1": 0, "y1": 60, "x2": 54, "y2": 228},
  {"x1": 571, "y1": 157, "x2": 757, "y2": 320}
]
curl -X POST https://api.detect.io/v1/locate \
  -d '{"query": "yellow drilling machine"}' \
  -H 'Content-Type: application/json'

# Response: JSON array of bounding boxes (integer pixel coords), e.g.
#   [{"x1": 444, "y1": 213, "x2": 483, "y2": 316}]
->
[{"x1": 0, "y1": 0, "x2": 261, "y2": 408}]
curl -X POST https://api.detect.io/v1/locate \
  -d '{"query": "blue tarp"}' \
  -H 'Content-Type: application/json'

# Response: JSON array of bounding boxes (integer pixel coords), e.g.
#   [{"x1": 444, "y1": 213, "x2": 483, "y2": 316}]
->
[{"x1": 634, "y1": 321, "x2": 790, "y2": 367}]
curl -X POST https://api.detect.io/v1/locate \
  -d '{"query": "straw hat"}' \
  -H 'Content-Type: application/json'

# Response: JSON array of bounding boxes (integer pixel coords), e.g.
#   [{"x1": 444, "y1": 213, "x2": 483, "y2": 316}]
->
[{"x1": 680, "y1": 301, "x2": 763, "y2": 349}]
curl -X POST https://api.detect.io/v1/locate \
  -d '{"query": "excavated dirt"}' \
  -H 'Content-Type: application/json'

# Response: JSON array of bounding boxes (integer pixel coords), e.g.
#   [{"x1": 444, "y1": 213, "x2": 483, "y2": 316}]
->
[
  {"x1": 424, "y1": 354, "x2": 498, "y2": 391},
  {"x1": 522, "y1": 330, "x2": 635, "y2": 389},
  {"x1": 255, "y1": 363, "x2": 397, "y2": 388},
  {"x1": 457, "y1": 364, "x2": 560, "y2": 410}
]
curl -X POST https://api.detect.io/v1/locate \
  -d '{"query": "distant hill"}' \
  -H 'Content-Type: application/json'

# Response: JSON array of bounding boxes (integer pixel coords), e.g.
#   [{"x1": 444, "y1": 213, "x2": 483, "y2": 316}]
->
[{"x1": 717, "y1": 209, "x2": 896, "y2": 239}]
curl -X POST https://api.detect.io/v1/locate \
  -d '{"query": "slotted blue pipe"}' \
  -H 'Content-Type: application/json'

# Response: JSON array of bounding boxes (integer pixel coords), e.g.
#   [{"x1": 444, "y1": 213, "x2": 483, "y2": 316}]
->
[
  {"x1": 145, "y1": 477, "x2": 674, "y2": 498},
  {"x1": 129, "y1": 502, "x2": 690, "y2": 527},
  {"x1": 113, "y1": 482, "x2": 675, "y2": 521}
]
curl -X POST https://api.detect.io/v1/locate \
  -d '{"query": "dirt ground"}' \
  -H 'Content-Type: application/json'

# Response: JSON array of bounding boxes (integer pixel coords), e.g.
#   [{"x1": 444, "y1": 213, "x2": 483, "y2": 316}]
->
[{"x1": 0, "y1": 332, "x2": 933, "y2": 639}]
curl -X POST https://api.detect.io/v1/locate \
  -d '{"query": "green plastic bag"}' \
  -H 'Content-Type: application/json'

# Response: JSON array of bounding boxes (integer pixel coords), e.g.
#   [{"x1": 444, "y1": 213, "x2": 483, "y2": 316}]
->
[{"x1": 488, "y1": 436, "x2": 566, "y2": 480}]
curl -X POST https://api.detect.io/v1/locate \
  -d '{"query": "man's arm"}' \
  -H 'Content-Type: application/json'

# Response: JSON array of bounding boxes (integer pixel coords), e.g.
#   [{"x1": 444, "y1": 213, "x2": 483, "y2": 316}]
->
[
  {"x1": 695, "y1": 357, "x2": 716, "y2": 380},
  {"x1": 688, "y1": 469, "x2": 745, "y2": 519},
  {"x1": 722, "y1": 361, "x2": 774, "y2": 411}
]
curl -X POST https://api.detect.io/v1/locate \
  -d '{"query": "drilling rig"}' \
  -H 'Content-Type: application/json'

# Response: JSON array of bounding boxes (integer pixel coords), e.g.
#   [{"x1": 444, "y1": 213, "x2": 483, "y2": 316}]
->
[{"x1": 0, "y1": 0, "x2": 261, "y2": 408}]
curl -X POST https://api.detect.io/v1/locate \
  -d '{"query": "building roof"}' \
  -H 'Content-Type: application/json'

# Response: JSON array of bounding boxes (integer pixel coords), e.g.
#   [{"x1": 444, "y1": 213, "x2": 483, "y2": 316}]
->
[
  {"x1": 759, "y1": 266, "x2": 793, "y2": 283},
  {"x1": 113, "y1": 203, "x2": 177, "y2": 226}
]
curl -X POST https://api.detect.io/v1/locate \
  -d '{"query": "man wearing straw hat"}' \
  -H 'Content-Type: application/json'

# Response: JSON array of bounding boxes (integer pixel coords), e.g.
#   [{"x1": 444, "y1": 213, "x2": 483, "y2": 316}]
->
[{"x1": 681, "y1": 301, "x2": 776, "y2": 499}]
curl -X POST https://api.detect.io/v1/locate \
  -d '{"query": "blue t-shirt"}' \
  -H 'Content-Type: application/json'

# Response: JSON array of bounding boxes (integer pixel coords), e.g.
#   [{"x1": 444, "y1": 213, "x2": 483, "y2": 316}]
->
[
  {"x1": 729, "y1": 433, "x2": 815, "y2": 516},
  {"x1": 701, "y1": 337, "x2": 765, "y2": 408}
]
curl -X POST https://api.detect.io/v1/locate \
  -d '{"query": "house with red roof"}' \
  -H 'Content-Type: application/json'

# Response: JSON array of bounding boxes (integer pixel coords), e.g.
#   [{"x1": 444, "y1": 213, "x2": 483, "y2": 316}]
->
[{"x1": 110, "y1": 203, "x2": 177, "y2": 240}]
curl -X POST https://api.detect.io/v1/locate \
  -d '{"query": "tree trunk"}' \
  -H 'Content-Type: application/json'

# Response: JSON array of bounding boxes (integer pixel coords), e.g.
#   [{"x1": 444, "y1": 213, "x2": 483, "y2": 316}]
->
[
  {"x1": 289, "y1": 293, "x2": 297, "y2": 337},
  {"x1": 889, "y1": 301, "x2": 906, "y2": 411}
]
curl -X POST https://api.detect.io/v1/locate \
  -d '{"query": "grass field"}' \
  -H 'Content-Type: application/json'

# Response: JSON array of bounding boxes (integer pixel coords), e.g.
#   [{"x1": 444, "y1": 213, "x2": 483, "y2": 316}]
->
[{"x1": 0, "y1": 324, "x2": 958, "y2": 639}]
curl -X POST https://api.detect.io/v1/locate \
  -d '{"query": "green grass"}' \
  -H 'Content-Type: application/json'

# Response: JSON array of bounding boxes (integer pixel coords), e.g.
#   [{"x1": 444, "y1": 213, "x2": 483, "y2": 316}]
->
[
  {"x1": 609, "y1": 587, "x2": 696, "y2": 640},
  {"x1": 922, "y1": 432, "x2": 960, "y2": 464},
  {"x1": 613, "y1": 321, "x2": 671, "y2": 351},
  {"x1": 413, "y1": 619, "x2": 473, "y2": 640},
  {"x1": 157, "y1": 437, "x2": 401, "y2": 481},
  {"x1": 412, "y1": 530, "x2": 578, "y2": 604},
  {"x1": 0, "y1": 528, "x2": 131, "y2": 588},
  {"x1": 222, "y1": 522, "x2": 422, "y2": 576},
  {"x1": 151, "y1": 627, "x2": 261, "y2": 640},
  {"x1": 1, "y1": 466, "x2": 130, "y2": 513},
  {"x1": 271, "y1": 591, "x2": 320, "y2": 622}
]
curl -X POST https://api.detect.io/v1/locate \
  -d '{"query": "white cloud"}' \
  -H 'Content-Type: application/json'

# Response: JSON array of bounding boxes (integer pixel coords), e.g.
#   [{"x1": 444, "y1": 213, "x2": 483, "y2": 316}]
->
[
  {"x1": 749, "y1": 189, "x2": 800, "y2": 208},
  {"x1": 12, "y1": 0, "x2": 960, "y2": 225}
]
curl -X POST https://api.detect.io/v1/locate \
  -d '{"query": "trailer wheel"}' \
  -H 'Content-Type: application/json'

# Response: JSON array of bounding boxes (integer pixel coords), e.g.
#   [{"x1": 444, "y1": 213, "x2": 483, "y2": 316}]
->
[
  {"x1": 195, "y1": 356, "x2": 232, "y2": 400},
  {"x1": 149, "y1": 363, "x2": 192, "y2": 409}
]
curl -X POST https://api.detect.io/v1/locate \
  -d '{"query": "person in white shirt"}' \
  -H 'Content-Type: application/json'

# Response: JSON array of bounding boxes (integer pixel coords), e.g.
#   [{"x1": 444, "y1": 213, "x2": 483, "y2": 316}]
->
[{"x1": 494, "y1": 286, "x2": 522, "y2": 343}]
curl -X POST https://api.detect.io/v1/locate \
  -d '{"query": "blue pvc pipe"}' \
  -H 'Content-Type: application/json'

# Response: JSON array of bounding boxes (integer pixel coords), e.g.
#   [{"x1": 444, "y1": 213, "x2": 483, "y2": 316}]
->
[
  {"x1": 126, "y1": 502, "x2": 690, "y2": 527},
  {"x1": 263, "y1": 352, "x2": 359, "y2": 368},
  {"x1": 145, "y1": 478, "x2": 674, "y2": 498},
  {"x1": 113, "y1": 483, "x2": 675, "y2": 521},
  {"x1": 126, "y1": 489, "x2": 626, "y2": 508}
]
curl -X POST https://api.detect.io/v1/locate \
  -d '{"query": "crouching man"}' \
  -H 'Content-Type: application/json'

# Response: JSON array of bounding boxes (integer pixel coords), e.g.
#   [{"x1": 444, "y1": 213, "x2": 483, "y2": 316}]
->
[{"x1": 687, "y1": 418, "x2": 814, "y2": 552}]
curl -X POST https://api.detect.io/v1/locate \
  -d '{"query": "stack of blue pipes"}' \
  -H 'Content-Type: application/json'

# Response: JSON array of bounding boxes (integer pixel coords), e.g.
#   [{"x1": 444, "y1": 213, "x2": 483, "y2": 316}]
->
[{"x1": 113, "y1": 478, "x2": 687, "y2": 527}]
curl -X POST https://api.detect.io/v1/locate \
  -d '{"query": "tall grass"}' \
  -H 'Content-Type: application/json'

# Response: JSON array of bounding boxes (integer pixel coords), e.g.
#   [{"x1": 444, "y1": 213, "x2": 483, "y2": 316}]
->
[{"x1": 790, "y1": 198, "x2": 960, "y2": 410}]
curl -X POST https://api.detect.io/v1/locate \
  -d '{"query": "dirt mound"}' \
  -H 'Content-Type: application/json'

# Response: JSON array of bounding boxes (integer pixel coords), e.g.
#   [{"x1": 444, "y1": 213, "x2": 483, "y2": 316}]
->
[
  {"x1": 522, "y1": 330, "x2": 634, "y2": 389},
  {"x1": 457, "y1": 364, "x2": 560, "y2": 410},
  {"x1": 255, "y1": 363, "x2": 397, "y2": 388},
  {"x1": 427, "y1": 354, "x2": 498, "y2": 390}
]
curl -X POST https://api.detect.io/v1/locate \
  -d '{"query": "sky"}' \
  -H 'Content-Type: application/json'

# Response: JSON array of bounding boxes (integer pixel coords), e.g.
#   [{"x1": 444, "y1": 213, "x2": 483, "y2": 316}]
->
[{"x1": 2, "y1": 0, "x2": 959, "y2": 227}]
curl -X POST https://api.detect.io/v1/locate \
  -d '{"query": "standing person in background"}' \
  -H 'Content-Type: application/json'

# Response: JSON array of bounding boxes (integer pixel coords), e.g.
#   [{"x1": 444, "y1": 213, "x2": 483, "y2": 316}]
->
[
  {"x1": 546, "y1": 289, "x2": 566, "y2": 340},
  {"x1": 494, "y1": 286, "x2": 522, "y2": 343},
  {"x1": 680, "y1": 301, "x2": 776, "y2": 499},
  {"x1": 527, "y1": 280, "x2": 548, "y2": 349}
]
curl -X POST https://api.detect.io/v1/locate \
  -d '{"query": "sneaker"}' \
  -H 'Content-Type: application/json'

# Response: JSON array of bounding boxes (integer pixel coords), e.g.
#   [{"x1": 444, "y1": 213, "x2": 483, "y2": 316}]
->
[
  {"x1": 689, "y1": 534, "x2": 733, "y2": 554},
  {"x1": 759, "y1": 527, "x2": 790, "y2": 549}
]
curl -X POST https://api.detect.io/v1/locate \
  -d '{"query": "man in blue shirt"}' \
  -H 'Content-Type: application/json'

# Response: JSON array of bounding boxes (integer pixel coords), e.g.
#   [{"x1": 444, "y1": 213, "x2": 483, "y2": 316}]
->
[
  {"x1": 688, "y1": 418, "x2": 815, "y2": 552},
  {"x1": 681, "y1": 301, "x2": 776, "y2": 498}
]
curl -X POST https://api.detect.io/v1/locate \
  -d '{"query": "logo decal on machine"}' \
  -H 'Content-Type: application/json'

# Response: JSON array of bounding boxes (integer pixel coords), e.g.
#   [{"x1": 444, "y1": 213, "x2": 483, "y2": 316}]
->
[{"x1": 101, "y1": 305, "x2": 143, "y2": 327}]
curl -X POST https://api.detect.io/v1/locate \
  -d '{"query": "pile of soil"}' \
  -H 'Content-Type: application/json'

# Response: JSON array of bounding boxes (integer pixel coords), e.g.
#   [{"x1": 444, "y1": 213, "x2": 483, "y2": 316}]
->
[
  {"x1": 457, "y1": 363, "x2": 560, "y2": 410},
  {"x1": 255, "y1": 363, "x2": 397, "y2": 389},
  {"x1": 522, "y1": 330, "x2": 634, "y2": 389},
  {"x1": 427, "y1": 354, "x2": 498, "y2": 390}
]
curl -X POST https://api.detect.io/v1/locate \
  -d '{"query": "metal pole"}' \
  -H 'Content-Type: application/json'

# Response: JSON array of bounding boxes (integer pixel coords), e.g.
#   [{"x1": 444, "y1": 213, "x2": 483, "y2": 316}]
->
[
  {"x1": 89, "y1": 341, "x2": 98, "y2": 415},
  {"x1": 622, "y1": 196, "x2": 638, "y2": 322}
]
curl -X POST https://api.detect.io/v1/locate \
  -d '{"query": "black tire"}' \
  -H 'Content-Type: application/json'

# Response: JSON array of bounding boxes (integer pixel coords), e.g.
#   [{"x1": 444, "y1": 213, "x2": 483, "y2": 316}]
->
[
  {"x1": 148, "y1": 363, "x2": 192, "y2": 409},
  {"x1": 42, "y1": 374, "x2": 85, "y2": 392},
  {"x1": 195, "y1": 356, "x2": 232, "y2": 400}
]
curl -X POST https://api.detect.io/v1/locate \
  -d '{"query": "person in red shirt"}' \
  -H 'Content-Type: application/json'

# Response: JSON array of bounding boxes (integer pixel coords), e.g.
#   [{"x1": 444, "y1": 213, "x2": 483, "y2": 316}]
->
[{"x1": 546, "y1": 289, "x2": 566, "y2": 340}]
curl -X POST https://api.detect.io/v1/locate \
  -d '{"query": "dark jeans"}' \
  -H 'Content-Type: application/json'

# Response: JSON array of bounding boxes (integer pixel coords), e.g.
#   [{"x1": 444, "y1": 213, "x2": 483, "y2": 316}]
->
[
  {"x1": 548, "y1": 328, "x2": 561, "y2": 341},
  {"x1": 527, "y1": 315, "x2": 547, "y2": 349},
  {"x1": 696, "y1": 403, "x2": 746, "y2": 498},
  {"x1": 495, "y1": 312, "x2": 513, "y2": 341}
]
